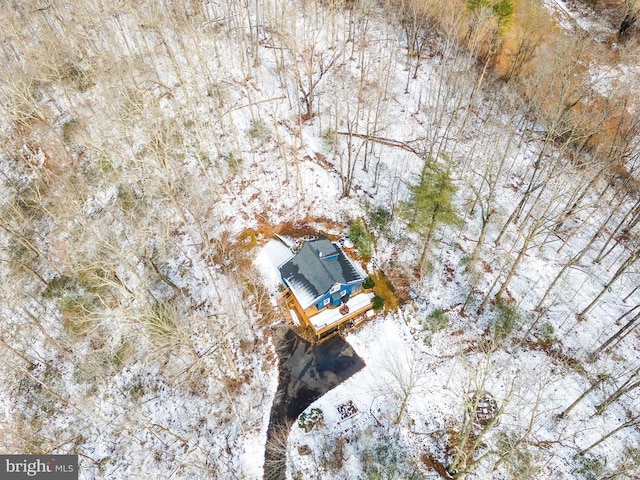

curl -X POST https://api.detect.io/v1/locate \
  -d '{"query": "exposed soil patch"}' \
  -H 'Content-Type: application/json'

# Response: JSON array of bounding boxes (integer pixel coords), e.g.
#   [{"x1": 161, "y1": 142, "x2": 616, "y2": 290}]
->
[
  {"x1": 420, "y1": 452, "x2": 451, "y2": 479},
  {"x1": 521, "y1": 339, "x2": 584, "y2": 374},
  {"x1": 370, "y1": 271, "x2": 400, "y2": 311},
  {"x1": 380, "y1": 266, "x2": 412, "y2": 305},
  {"x1": 258, "y1": 216, "x2": 345, "y2": 239},
  {"x1": 445, "y1": 428, "x2": 485, "y2": 475},
  {"x1": 237, "y1": 217, "x2": 346, "y2": 256}
]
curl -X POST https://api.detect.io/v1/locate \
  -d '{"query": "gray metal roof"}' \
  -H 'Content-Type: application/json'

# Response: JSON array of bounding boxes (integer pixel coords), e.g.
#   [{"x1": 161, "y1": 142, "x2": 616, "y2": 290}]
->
[{"x1": 279, "y1": 237, "x2": 365, "y2": 309}]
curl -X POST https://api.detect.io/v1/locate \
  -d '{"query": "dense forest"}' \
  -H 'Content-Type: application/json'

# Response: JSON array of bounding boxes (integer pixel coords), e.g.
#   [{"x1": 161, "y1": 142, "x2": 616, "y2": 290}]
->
[{"x1": 0, "y1": 0, "x2": 638, "y2": 478}]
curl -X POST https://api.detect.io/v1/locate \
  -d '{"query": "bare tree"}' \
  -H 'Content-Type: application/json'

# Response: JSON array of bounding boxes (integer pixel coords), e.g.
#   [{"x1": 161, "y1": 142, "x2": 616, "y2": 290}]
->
[
  {"x1": 446, "y1": 350, "x2": 518, "y2": 478},
  {"x1": 595, "y1": 365, "x2": 640, "y2": 415},
  {"x1": 578, "y1": 248, "x2": 640, "y2": 320},
  {"x1": 288, "y1": 32, "x2": 342, "y2": 120},
  {"x1": 580, "y1": 412, "x2": 640, "y2": 455},
  {"x1": 377, "y1": 348, "x2": 426, "y2": 425},
  {"x1": 557, "y1": 374, "x2": 609, "y2": 420},
  {"x1": 590, "y1": 304, "x2": 640, "y2": 359}
]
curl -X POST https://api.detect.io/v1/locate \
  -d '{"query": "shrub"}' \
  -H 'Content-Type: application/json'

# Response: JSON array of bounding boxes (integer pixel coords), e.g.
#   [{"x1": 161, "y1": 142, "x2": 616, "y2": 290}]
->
[
  {"x1": 348, "y1": 218, "x2": 374, "y2": 259},
  {"x1": 321, "y1": 128, "x2": 336, "y2": 148},
  {"x1": 44, "y1": 274, "x2": 102, "y2": 338},
  {"x1": 62, "y1": 120, "x2": 78, "y2": 144},
  {"x1": 247, "y1": 119, "x2": 271, "y2": 140},
  {"x1": 59, "y1": 296, "x2": 94, "y2": 338},
  {"x1": 116, "y1": 184, "x2": 143, "y2": 215},
  {"x1": 372, "y1": 295, "x2": 384, "y2": 311},
  {"x1": 369, "y1": 206, "x2": 391, "y2": 233},
  {"x1": 44, "y1": 275, "x2": 77, "y2": 299},
  {"x1": 222, "y1": 152, "x2": 243, "y2": 173},
  {"x1": 572, "y1": 454, "x2": 604, "y2": 480},
  {"x1": 111, "y1": 341, "x2": 133, "y2": 371},
  {"x1": 98, "y1": 155, "x2": 115, "y2": 174},
  {"x1": 496, "y1": 432, "x2": 540, "y2": 480},
  {"x1": 492, "y1": 300, "x2": 520, "y2": 341},
  {"x1": 363, "y1": 276, "x2": 375, "y2": 289},
  {"x1": 422, "y1": 308, "x2": 449, "y2": 345},
  {"x1": 62, "y1": 63, "x2": 95, "y2": 91},
  {"x1": 144, "y1": 301, "x2": 179, "y2": 346},
  {"x1": 320, "y1": 435, "x2": 346, "y2": 474},
  {"x1": 538, "y1": 321, "x2": 556, "y2": 344},
  {"x1": 423, "y1": 308, "x2": 449, "y2": 333},
  {"x1": 362, "y1": 435, "x2": 399, "y2": 479},
  {"x1": 13, "y1": 180, "x2": 48, "y2": 221},
  {"x1": 298, "y1": 407, "x2": 324, "y2": 433},
  {"x1": 123, "y1": 375, "x2": 145, "y2": 401}
]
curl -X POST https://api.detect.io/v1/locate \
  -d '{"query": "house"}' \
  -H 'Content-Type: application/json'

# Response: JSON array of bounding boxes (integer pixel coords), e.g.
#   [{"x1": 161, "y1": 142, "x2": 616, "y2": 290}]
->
[
  {"x1": 279, "y1": 237, "x2": 365, "y2": 312},
  {"x1": 278, "y1": 237, "x2": 372, "y2": 336}
]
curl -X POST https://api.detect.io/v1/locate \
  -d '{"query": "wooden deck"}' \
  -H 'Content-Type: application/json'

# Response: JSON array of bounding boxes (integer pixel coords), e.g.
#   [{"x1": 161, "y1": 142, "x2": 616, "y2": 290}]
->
[
  {"x1": 280, "y1": 289, "x2": 374, "y2": 339},
  {"x1": 277, "y1": 289, "x2": 299, "y2": 325}
]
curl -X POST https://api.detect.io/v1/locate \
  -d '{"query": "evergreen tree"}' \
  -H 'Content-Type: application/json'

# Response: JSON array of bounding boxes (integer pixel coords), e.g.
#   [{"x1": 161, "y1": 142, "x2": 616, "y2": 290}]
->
[
  {"x1": 467, "y1": 0, "x2": 515, "y2": 26},
  {"x1": 403, "y1": 160, "x2": 459, "y2": 274}
]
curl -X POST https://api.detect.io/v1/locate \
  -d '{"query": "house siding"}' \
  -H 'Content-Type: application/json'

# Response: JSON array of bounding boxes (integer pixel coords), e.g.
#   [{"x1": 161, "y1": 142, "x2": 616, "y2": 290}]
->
[{"x1": 313, "y1": 280, "x2": 363, "y2": 310}]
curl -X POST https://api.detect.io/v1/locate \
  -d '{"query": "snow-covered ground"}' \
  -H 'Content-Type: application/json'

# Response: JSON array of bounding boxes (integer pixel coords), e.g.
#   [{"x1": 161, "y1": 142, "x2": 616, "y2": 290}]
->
[{"x1": 543, "y1": 0, "x2": 610, "y2": 34}]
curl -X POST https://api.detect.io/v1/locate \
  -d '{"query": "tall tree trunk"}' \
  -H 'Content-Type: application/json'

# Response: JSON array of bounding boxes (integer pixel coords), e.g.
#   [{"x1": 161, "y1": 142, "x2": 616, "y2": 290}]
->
[
  {"x1": 579, "y1": 250, "x2": 640, "y2": 319},
  {"x1": 558, "y1": 375, "x2": 607, "y2": 419},
  {"x1": 595, "y1": 377, "x2": 640, "y2": 415},
  {"x1": 535, "y1": 242, "x2": 590, "y2": 311},
  {"x1": 594, "y1": 198, "x2": 640, "y2": 264},
  {"x1": 419, "y1": 209, "x2": 439, "y2": 274},
  {"x1": 580, "y1": 415, "x2": 640, "y2": 455},
  {"x1": 467, "y1": 210, "x2": 493, "y2": 271},
  {"x1": 590, "y1": 306, "x2": 640, "y2": 360}
]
